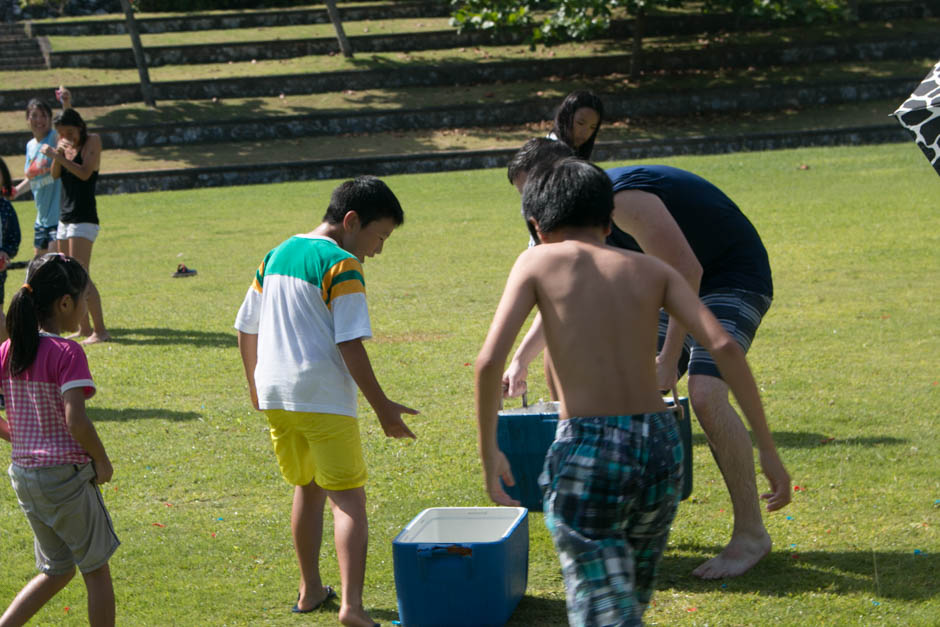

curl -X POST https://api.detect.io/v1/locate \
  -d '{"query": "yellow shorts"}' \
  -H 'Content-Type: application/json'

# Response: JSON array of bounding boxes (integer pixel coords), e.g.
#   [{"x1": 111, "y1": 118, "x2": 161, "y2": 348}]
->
[{"x1": 264, "y1": 410, "x2": 367, "y2": 490}]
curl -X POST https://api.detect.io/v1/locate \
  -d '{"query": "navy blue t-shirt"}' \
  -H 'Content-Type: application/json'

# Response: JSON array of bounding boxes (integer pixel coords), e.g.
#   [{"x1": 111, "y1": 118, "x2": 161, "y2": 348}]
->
[{"x1": 606, "y1": 165, "x2": 772, "y2": 297}]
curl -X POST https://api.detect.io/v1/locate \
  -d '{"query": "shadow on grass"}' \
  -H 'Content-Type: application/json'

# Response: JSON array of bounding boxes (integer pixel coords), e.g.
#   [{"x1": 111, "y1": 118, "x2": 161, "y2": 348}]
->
[
  {"x1": 689, "y1": 432, "x2": 907, "y2": 449},
  {"x1": 88, "y1": 407, "x2": 200, "y2": 422},
  {"x1": 107, "y1": 327, "x2": 235, "y2": 348},
  {"x1": 659, "y1": 545, "x2": 938, "y2": 600},
  {"x1": 93, "y1": 98, "x2": 321, "y2": 127},
  {"x1": 507, "y1": 595, "x2": 568, "y2": 625}
]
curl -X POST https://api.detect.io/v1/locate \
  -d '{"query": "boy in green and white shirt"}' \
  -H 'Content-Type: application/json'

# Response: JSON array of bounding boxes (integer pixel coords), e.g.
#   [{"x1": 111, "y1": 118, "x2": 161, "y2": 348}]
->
[{"x1": 236, "y1": 176, "x2": 418, "y2": 627}]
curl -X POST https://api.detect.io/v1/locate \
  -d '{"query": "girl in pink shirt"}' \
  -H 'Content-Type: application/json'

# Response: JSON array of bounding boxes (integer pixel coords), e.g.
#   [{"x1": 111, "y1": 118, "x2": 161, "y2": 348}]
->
[{"x1": 0, "y1": 253, "x2": 117, "y2": 627}]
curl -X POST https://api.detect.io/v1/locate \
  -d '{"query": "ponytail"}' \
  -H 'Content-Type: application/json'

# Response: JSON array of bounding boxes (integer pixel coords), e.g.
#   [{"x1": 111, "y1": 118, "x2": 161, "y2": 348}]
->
[{"x1": 6, "y1": 254, "x2": 89, "y2": 376}]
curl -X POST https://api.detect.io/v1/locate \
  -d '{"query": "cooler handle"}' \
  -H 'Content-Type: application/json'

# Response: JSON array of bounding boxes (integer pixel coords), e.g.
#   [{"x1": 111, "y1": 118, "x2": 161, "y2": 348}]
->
[
  {"x1": 416, "y1": 544, "x2": 474, "y2": 579},
  {"x1": 670, "y1": 387, "x2": 685, "y2": 420}
]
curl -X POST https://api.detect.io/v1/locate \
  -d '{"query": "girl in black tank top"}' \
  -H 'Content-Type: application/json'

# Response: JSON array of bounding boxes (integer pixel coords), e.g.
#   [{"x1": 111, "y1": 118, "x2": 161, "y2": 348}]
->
[{"x1": 43, "y1": 103, "x2": 111, "y2": 344}]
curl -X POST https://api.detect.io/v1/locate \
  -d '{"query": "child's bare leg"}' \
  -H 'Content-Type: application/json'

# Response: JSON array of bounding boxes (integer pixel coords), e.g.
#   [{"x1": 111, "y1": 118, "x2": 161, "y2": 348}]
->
[
  {"x1": 82, "y1": 563, "x2": 114, "y2": 627},
  {"x1": 80, "y1": 279, "x2": 110, "y2": 344},
  {"x1": 329, "y1": 487, "x2": 376, "y2": 627},
  {"x1": 689, "y1": 374, "x2": 771, "y2": 579},
  {"x1": 292, "y1": 481, "x2": 333, "y2": 611},
  {"x1": 62, "y1": 236, "x2": 109, "y2": 343},
  {"x1": 0, "y1": 569, "x2": 75, "y2": 627}
]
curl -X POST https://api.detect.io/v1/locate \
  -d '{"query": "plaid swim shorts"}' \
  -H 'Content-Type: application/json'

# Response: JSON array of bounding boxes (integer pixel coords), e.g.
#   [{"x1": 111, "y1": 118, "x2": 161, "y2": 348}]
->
[{"x1": 540, "y1": 412, "x2": 683, "y2": 627}]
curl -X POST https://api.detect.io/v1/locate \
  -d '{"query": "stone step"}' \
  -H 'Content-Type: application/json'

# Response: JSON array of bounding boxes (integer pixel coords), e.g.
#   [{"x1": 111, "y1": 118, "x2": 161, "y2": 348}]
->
[
  {"x1": 28, "y1": 1, "x2": 452, "y2": 36},
  {"x1": 23, "y1": 0, "x2": 940, "y2": 37},
  {"x1": 7, "y1": 124, "x2": 909, "y2": 200},
  {"x1": 1, "y1": 30, "x2": 927, "y2": 112},
  {"x1": 45, "y1": 21, "x2": 939, "y2": 69},
  {"x1": 0, "y1": 60, "x2": 46, "y2": 71},
  {"x1": 0, "y1": 76, "x2": 917, "y2": 155}
]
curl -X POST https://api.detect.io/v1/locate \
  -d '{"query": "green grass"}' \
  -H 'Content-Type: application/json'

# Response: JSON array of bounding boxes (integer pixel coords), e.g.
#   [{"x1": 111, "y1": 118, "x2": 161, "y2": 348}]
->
[
  {"x1": 0, "y1": 143, "x2": 937, "y2": 625},
  {"x1": 45, "y1": 18, "x2": 455, "y2": 51}
]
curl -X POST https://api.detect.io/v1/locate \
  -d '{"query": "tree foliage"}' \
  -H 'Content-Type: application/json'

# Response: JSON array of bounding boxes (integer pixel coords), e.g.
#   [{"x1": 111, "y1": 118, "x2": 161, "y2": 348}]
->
[{"x1": 451, "y1": 0, "x2": 687, "y2": 44}]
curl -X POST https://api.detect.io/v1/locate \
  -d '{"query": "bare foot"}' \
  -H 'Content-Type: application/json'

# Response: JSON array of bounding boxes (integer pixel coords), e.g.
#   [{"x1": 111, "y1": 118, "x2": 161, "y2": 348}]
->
[
  {"x1": 81, "y1": 332, "x2": 112, "y2": 346},
  {"x1": 339, "y1": 604, "x2": 379, "y2": 627},
  {"x1": 692, "y1": 530, "x2": 772, "y2": 579}
]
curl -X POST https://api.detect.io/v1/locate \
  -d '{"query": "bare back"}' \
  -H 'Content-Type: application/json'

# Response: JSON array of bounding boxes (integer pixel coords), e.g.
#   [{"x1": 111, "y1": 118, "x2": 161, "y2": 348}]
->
[{"x1": 525, "y1": 239, "x2": 669, "y2": 418}]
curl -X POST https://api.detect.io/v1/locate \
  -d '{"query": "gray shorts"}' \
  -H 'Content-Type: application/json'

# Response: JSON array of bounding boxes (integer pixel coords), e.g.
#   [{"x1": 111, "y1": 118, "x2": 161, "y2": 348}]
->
[
  {"x1": 659, "y1": 288, "x2": 772, "y2": 380},
  {"x1": 8, "y1": 462, "x2": 120, "y2": 575}
]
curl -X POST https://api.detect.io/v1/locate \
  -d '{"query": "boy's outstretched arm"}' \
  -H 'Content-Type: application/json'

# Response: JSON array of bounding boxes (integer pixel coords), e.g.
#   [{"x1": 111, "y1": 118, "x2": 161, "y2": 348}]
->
[
  {"x1": 476, "y1": 252, "x2": 539, "y2": 506},
  {"x1": 502, "y1": 311, "x2": 546, "y2": 397},
  {"x1": 337, "y1": 338, "x2": 418, "y2": 439},
  {"x1": 661, "y1": 265, "x2": 791, "y2": 512},
  {"x1": 237, "y1": 330, "x2": 260, "y2": 411}
]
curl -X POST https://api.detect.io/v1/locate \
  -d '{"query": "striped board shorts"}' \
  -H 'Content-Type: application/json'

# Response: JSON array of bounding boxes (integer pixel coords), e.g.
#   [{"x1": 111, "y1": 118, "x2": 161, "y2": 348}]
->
[
  {"x1": 539, "y1": 412, "x2": 683, "y2": 627},
  {"x1": 659, "y1": 288, "x2": 772, "y2": 380}
]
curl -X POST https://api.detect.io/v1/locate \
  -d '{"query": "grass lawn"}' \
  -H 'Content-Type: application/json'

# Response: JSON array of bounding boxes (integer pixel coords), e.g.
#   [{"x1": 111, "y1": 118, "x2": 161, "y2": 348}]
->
[
  {"x1": 0, "y1": 142, "x2": 936, "y2": 625},
  {"x1": 45, "y1": 18, "x2": 456, "y2": 52}
]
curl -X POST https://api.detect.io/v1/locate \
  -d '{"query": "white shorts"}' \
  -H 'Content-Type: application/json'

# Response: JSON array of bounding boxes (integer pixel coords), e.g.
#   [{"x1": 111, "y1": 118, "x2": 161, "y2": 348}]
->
[{"x1": 57, "y1": 222, "x2": 100, "y2": 243}]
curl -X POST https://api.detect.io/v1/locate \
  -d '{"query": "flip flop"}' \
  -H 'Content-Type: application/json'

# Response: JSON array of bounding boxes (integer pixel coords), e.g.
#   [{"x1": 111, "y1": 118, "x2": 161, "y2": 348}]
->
[
  {"x1": 172, "y1": 264, "x2": 197, "y2": 278},
  {"x1": 291, "y1": 585, "x2": 336, "y2": 613}
]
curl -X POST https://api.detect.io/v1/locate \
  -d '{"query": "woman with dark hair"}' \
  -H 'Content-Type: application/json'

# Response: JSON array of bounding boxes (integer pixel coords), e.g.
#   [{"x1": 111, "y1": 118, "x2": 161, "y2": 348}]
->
[
  {"x1": 549, "y1": 90, "x2": 605, "y2": 160},
  {"x1": 40, "y1": 101, "x2": 111, "y2": 344}
]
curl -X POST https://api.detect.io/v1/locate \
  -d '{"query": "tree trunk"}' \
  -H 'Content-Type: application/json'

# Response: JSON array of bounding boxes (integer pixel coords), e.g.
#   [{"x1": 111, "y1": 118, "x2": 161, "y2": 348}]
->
[
  {"x1": 119, "y1": 0, "x2": 156, "y2": 107},
  {"x1": 629, "y1": 6, "x2": 645, "y2": 81},
  {"x1": 847, "y1": 0, "x2": 860, "y2": 21},
  {"x1": 324, "y1": 0, "x2": 353, "y2": 58}
]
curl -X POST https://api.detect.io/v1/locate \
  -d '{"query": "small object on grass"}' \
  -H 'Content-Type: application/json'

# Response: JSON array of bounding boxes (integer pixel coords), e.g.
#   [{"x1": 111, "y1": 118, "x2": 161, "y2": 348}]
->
[
  {"x1": 786, "y1": 516, "x2": 793, "y2": 520},
  {"x1": 291, "y1": 586, "x2": 336, "y2": 613},
  {"x1": 152, "y1": 522, "x2": 165, "y2": 528},
  {"x1": 914, "y1": 549, "x2": 923, "y2": 555},
  {"x1": 173, "y1": 264, "x2": 197, "y2": 278},
  {"x1": 794, "y1": 485, "x2": 802, "y2": 491}
]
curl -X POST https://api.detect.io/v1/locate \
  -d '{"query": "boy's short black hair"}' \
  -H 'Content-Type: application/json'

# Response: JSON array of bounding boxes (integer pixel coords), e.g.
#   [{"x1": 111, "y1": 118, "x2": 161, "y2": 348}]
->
[
  {"x1": 506, "y1": 138, "x2": 575, "y2": 184},
  {"x1": 522, "y1": 157, "x2": 613, "y2": 237},
  {"x1": 323, "y1": 175, "x2": 404, "y2": 227}
]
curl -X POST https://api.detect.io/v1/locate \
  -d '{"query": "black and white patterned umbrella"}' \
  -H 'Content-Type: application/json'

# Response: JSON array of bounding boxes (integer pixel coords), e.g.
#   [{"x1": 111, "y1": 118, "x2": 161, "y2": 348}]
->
[{"x1": 893, "y1": 59, "x2": 940, "y2": 175}]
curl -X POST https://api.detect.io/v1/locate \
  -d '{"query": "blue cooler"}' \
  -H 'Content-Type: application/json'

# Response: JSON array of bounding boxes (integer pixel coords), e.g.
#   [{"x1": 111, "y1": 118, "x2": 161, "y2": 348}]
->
[
  {"x1": 393, "y1": 507, "x2": 528, "y2": 627},
  {"x1": 498, "y1": 397, "x2": 693, "y2": 510}
]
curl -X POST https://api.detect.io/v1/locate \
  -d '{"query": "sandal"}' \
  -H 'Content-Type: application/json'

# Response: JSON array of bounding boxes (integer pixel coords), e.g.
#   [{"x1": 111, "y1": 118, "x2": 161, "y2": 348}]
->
[{"x1": 172, "y1": 264, "x2": 197, "y2": 278}]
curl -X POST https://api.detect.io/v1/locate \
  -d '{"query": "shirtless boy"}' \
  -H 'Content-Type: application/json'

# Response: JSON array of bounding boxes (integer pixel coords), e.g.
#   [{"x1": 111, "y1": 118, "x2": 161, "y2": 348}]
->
[{"x1": 475, "y1": 158, "x2": 790, "y2": 625}]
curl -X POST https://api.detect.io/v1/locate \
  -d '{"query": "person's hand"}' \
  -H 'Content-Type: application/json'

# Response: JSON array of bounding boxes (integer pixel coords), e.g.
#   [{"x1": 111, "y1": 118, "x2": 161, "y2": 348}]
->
[
  {"x1": 482, "y1": 450, "x2": 520, "y2": 506},
  {"x1": 248, "y1": 386, "x2": 260, "y2": 412},
  {"x1": 502, "y1": 360, "x2": 528, "y2": 398},
  {"x1": 93, "y1": 457, "x2": 114, "y2": 485},
  {"x1": 0, "y1": 252, "x2": 10, "y2": 271},
  {"x1": 40, "y1": 144, "x2": 56, "y2": 158},
  {"x1": 758, "y1": 448, "x2": 791, "y2": 511},
  {"x1": 376, "y1": 399, "x2": 419, "y2": 439},
  {"x1": 655, "y1": 353, "x2": 678, "y2": 393}
]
